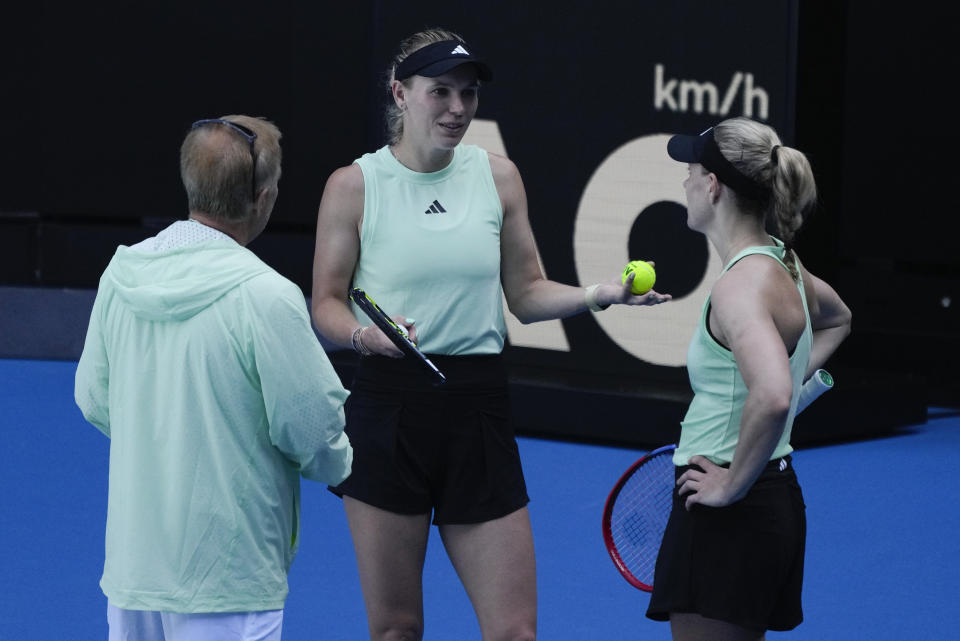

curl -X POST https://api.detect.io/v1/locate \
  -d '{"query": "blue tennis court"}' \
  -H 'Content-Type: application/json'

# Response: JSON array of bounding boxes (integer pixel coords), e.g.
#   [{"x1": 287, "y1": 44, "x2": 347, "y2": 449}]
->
[{"x1": 2, "y1": 357, "x2": 957, "y2": 640}]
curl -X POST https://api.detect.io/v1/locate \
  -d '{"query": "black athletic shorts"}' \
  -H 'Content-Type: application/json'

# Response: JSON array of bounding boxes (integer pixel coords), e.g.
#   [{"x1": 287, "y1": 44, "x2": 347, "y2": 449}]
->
[
  {"x1": 646, "y1": 456, "x2": 806, "y2": 632},
  {"x1": 329, "y1": 353, "x2": 530, "y2": 525}
]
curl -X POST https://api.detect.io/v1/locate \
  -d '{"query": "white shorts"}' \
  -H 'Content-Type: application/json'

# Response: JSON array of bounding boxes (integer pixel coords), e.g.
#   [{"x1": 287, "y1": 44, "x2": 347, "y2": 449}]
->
[{"x1": 107, "y1": 603, "x2": 283, "y2": 641}]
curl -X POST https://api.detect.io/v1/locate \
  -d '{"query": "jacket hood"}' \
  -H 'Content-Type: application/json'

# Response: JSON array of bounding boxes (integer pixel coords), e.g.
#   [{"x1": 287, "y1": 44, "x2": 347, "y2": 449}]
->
[{"x1": 105, "y1": 241, "x2": 273, "y2": 322}]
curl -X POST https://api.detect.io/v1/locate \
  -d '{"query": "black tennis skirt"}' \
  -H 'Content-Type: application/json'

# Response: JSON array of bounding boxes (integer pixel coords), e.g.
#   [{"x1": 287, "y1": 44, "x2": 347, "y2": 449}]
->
[
  {"x1": 646, "y1": 456, "x2": 806, "y2": 631},
  {"x1": 329, "y1": 353, "x2": 530, "y2": 525}
]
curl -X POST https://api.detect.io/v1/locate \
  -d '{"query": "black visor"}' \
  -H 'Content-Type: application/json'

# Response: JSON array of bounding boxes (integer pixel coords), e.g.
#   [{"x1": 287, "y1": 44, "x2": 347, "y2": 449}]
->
[
  {"x1": 668, "y1": 127, "x2": 768, "y2": 200},
  {"x1": 395, "y1": 40, "x2": 493, "y2": 82}
]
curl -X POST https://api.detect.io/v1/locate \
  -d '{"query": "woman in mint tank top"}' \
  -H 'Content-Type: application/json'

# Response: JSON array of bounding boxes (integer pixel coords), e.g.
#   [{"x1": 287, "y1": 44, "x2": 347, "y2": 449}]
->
[
  {"x1": 645, "y1": 118, "x2": 852, "y2": 639},
  {"x1": 310, "y1": 27, "x2": 671, "y2": 641}
]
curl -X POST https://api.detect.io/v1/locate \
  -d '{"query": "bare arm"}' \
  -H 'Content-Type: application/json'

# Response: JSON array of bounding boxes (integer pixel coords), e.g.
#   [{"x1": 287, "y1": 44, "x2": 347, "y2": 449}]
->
[
  {"x1": 311, "y1": 165, "x2": 365, "y2": 348},
  {"x1": 492, "y1": 153, "x2": 670, "y2": 323},
  {"x1": 310, "y1": 165, "x2": 412, "y2": 357},
  {"x1": 678, "y1": 260, "x2": 795, "y2": 508},
  {"x1": 798, "y1": 259, "x2": 852, "y2": 378}
]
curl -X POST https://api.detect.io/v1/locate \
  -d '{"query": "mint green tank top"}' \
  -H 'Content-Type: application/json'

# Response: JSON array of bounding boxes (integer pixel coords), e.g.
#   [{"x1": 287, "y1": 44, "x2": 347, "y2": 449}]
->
[
  {"x1": 674, "y1": 241, "x2": 812, "y2": 465},
  {"x1": 350, "y1": 144, "x2": 506, "y2": 355}
]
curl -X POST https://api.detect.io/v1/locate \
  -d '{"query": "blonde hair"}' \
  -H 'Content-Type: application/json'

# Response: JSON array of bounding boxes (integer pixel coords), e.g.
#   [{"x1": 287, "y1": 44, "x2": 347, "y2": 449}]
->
[
  {"x1": 383, "y1": 28, "x2": 467, "y2": 145},
  {"x1": 713, "y1": 117, "x2": 817, "y2": 279},
  {"x1": 180, "y1": 115, "x2": 282, "y2": 221}
]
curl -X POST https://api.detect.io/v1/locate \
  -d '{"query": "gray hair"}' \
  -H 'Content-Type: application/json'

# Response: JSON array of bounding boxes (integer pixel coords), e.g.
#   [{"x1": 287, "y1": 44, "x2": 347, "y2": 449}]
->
[{"x1": 179, "y1": 115, "x2": 282, "y2": 221}]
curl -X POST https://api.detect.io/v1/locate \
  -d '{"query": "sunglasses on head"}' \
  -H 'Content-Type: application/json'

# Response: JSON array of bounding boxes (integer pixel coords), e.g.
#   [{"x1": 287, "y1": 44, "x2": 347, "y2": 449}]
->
[{"x1": 191, "y1": 119, "x2": 259, "y2": 202}]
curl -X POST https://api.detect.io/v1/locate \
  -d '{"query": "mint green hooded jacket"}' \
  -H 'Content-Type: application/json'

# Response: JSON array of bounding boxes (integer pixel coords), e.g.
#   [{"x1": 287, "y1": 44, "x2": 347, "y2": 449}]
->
[{"x1": 75, "y1": 233, "x2": 352, "y2": 613}]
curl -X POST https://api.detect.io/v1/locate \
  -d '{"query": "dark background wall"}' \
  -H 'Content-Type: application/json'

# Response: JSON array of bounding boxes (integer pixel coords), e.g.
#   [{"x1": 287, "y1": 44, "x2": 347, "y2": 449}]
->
[{"x1": 2, "y1": 1, "x2": 956, "y2": 444}]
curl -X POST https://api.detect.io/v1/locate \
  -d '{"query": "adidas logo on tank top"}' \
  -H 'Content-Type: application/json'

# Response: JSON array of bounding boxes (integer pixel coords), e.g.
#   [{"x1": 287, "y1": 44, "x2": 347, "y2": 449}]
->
[{"x1": 424, "y1": 200, "x2": 447, "y2": 214}]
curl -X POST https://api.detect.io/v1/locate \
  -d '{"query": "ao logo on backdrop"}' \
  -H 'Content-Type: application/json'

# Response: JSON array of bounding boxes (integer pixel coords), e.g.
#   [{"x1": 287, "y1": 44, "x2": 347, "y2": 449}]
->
[{"x1": 462, "y1": 120, "x2": 721, "y2": 367}]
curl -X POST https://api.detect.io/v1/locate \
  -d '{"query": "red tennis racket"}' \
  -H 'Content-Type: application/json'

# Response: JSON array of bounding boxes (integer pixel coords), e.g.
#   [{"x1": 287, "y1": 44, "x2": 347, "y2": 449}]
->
[
  {"x1": 602, "y1": 370, "x2": 834, "y2": 591},
  {"x1": 601, "y1": 444, "x2": 676, "y2": 592}
]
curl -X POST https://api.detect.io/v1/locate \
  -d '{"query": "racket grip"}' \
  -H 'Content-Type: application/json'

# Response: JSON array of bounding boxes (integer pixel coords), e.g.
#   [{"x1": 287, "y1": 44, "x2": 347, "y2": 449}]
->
[{"x1": 796, "y1": 369, "x2": 834, "y2": 415}]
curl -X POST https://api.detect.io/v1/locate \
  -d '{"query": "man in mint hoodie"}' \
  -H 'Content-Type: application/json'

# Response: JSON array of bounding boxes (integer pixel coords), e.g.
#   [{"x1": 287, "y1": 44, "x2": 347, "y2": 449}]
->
[{"x1": 75, "y1": 115, "x2": 353, "y2": 641}]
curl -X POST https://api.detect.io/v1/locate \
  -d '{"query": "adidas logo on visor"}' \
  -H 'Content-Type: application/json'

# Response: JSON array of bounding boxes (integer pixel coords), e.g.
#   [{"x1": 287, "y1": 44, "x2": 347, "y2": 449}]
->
[{"x1": 451, "y1": 45, "x2": 470, "y2": 55}]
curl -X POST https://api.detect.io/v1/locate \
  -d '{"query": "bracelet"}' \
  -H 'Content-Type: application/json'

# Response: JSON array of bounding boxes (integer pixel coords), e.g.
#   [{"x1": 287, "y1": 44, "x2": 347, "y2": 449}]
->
[
  {"x1": 584, "y1": 284, "x2": 609, "y2": 312},
  {"x1": 351, "y1": 326, "x2": 372, "y2": 356}
]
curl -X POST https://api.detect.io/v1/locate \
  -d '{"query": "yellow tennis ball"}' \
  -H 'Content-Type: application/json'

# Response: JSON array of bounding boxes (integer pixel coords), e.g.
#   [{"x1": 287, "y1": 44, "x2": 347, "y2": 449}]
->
[{"x1": 621, "y1": 260, "x2": 656, "y2": 295}]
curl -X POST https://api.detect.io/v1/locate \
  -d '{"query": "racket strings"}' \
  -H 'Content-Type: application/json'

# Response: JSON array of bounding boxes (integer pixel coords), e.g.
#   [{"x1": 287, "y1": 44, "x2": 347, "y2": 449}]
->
[{"x1": 609, "y1": 452, "x2": 675, "y2": 585}]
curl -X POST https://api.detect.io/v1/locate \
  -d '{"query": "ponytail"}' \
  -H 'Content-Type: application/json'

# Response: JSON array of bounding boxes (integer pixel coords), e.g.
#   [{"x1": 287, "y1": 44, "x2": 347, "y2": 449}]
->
[
  {"x1": 713, "y1": 117, "x2": 817, "y2": 281},
  {"x1": 769, "y1": 144, "x2": 816, "y2": 280}
]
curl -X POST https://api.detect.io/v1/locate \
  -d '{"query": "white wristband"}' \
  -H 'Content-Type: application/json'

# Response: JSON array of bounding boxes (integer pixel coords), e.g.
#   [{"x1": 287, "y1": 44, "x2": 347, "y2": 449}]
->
[{"x1": 584, "y1": 284, "x2": 609, "y2": 312}]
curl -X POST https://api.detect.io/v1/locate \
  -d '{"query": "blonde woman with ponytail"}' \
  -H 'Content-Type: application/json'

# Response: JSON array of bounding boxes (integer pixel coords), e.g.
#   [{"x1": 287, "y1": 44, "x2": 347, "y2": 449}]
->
[{"x1": 645, "y1": 117, "x2": 852, "y2": 640}]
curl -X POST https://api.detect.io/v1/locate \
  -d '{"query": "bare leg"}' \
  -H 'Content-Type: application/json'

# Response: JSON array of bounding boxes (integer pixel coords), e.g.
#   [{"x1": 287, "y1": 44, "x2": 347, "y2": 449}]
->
[
  {"x1": 439, "y1": 507, "x2": 537, "y2": 641},
  {"x1": 670, "y1": 612, "x2": 765, "y2": 641},
  {"x1": 343, "y1": 496, "x2": 432, "y2": 641}
]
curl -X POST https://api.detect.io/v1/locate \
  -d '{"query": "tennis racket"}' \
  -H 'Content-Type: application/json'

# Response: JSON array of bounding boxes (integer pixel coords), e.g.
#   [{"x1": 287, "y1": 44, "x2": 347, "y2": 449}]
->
[
  {"x1": 349, "y1": 288, "x2": 446, "y2": 385},
  {"x1": 602, "y1": 369, "x2": 834, "y2": 591},
  {"x1": 602, "y1": 444, "x2": 676, "y2": 591},
  {"x1": 796, "y1": 368, "x2": 833, "y2": 413}
]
